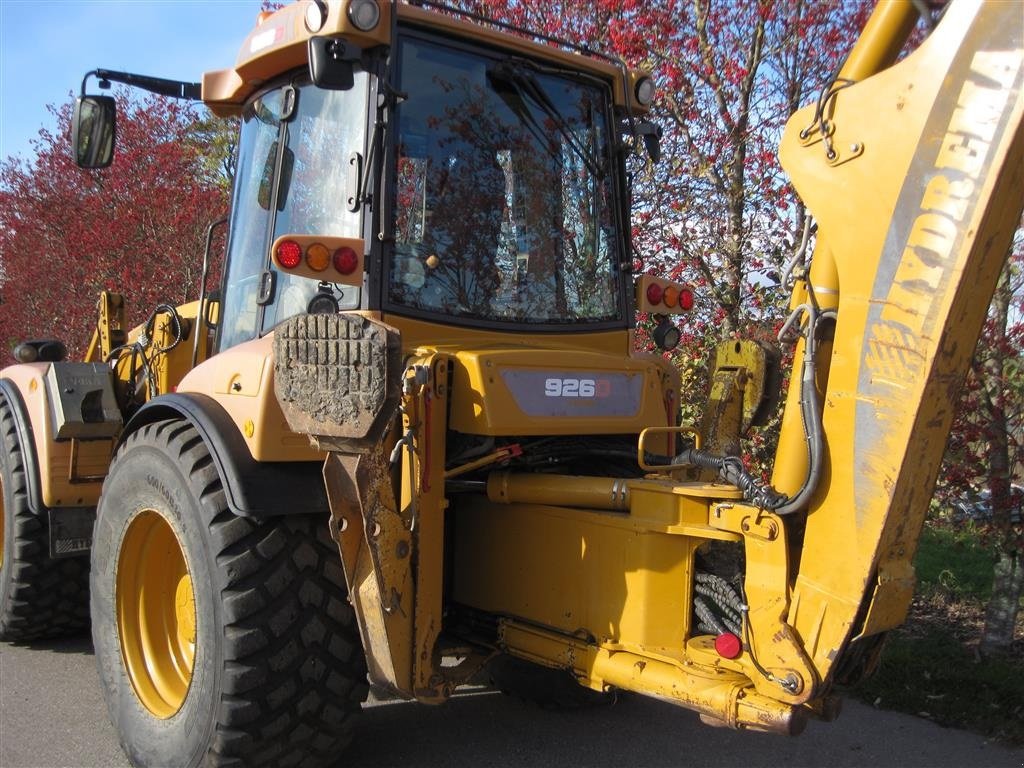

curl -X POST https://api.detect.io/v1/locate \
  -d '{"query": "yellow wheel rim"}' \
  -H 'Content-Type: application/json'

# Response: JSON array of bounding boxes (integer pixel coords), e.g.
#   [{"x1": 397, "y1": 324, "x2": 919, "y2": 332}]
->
[{"x1": 117, "y1": 509, "x2": 195, "y2": 718}]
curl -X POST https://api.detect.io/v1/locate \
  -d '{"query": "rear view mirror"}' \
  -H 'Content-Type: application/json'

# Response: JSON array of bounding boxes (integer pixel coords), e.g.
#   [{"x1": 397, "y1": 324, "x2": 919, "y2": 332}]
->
[{"x1": 72, "y1": 95, "x2": 116, "y2": 169}]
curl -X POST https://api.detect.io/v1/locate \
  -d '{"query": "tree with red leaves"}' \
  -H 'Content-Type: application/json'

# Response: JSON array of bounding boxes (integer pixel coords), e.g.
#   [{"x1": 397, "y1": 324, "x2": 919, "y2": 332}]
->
[{"x1": 0, "y1": 92, "x2": 229, "y2": 357}]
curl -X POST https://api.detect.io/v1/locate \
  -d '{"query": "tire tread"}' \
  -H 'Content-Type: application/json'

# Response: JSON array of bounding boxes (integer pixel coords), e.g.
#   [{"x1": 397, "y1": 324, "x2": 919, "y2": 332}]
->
[
  {"x1": 0, "y1": 396, "x2": 89, "y2": 641},
  {"x1": 99, "y1": 420, "x2": 366, "y2": 767}
]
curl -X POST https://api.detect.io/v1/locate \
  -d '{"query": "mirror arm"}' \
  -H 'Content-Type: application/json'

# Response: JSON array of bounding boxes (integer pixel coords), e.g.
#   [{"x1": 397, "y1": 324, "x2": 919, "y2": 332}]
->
[{"x1": 81, "y1": 69, "x2": 202, "y2": 100}]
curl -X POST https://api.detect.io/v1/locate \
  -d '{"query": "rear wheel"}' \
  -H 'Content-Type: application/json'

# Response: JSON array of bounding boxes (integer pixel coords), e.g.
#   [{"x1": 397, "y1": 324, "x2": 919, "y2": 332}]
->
[
  {"x1": 92, "y1": 419, "x2": 367, "y2": 767},
  {"x1": 0, "y1": 394, "x2": 90, "y2": 641}
]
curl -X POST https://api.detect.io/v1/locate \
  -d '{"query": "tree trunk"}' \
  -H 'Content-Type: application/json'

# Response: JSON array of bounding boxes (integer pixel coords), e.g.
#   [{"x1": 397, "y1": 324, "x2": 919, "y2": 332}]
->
[{"x1": 979, "y1": 547, "x2": 1023, "y2": 657}]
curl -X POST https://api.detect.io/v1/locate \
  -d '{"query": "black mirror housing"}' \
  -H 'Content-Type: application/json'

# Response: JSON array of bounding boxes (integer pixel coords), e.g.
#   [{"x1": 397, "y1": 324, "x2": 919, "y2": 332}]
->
[
  {"x1": 308, "y1": 36, "x2": 360, "y2": 90},
  {"x1": 72, "y1": 95, "x2": 117, "y2": 169}
]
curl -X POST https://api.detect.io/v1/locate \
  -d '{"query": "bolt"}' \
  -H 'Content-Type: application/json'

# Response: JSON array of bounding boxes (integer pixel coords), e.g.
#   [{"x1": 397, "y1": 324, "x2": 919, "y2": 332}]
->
[
  {"x1": 850, "y1": 142, "x2": 862, "y2": 153},
  {"x1": 370, "y1": 521, "x2": 382, "y2": 538},
  {"x1": 396, "y1": 540, "x2": 410, "y2": 559},
  {"x1": 780, "y1": 671, "x2": 803, "y2": 694},
  {"x1": 339, "y1": 517, "x2": 349, "y2": 532}
]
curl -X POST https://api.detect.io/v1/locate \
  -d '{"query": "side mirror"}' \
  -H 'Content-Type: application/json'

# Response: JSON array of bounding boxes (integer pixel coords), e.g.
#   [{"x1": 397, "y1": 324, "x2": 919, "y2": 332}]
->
[
  {"x1": 72, "y1": 95, "x2": 116, "y2": 169},
  {"x1": 308, "y1": 37, "x2": 360, "y2": 91}
]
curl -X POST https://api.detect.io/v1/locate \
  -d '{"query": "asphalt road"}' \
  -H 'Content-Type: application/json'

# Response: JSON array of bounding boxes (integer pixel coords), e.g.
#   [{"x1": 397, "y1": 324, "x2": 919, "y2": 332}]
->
[{"x1": 1, "y1": 635, "x2": 1021, "y2": 768}]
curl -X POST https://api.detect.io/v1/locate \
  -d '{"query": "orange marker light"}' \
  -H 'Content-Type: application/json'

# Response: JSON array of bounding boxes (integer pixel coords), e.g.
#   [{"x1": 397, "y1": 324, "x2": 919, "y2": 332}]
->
[
  {"x1": 276, "y1": 240, "x2": 302, "y2": 269},
  {"x1": 306, "y1": 242, "x2": 331, "y2": 271},
  {"x1": 663, "y1": 285, "x2": 679, "y2": 308}
]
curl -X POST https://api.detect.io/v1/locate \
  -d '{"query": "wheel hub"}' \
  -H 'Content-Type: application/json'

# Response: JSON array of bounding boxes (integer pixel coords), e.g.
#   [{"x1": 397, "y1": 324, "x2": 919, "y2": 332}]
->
[{"x1": 116, "y1": 509, "x2": 195, "y2": 719}]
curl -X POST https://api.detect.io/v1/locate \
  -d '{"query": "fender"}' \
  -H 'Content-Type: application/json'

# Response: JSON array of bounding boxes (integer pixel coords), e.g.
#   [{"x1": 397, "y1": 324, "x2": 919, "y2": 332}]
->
[
  {"x1": 121, "y1": 393, "x2": 328, "y2": 518},
  {"x1": 0, "y1": 378, "x2": 44, "y2": 514}
]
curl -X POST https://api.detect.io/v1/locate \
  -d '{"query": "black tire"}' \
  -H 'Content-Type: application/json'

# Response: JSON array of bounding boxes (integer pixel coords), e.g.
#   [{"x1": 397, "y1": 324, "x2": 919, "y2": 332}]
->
[
  {"x1": 91, "y1": 419, "x2": 368, "y2": 767},
  {"x1": 0, "y1": 394, "x2": 90, "y2": 641},
  {"x1": 486, "y1": 653, "x2": 615, "y2": 709}
]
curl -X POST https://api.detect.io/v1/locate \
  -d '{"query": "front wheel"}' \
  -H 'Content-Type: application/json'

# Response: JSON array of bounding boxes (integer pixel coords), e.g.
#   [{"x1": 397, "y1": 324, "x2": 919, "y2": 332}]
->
[{"x1": 91, "y1": 419, "x2": 367, "y2": 767}]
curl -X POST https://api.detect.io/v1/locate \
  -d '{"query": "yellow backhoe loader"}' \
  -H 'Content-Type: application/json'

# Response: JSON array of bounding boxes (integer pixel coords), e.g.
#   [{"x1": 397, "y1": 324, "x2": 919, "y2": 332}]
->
[{"x1": 0, "y1": 0, "x2": 1021, "y2": 765}]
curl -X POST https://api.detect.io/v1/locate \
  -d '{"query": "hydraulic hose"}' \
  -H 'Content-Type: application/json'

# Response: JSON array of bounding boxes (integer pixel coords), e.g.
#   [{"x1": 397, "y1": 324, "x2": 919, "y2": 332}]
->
[{"x1": 671, "y1": 305, "x2": 834, "y2": 516}]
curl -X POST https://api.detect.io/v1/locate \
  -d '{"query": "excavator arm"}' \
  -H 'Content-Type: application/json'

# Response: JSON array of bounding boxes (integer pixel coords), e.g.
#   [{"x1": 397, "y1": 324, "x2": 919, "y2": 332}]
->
[{"x1": 774, "y1": 0, "x2": 1023, "y2": 690}]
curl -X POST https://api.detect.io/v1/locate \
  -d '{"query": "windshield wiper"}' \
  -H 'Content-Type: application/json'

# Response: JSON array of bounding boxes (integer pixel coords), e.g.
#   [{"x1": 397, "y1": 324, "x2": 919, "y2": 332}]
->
[{"x1": 487, "y1": 60, "x2": 605, "y2": 180}]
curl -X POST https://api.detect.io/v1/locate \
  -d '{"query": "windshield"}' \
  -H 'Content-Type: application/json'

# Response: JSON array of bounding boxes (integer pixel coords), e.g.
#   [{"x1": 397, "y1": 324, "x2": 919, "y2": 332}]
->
[
  {"x1": 218, "y1": 74, "x2": 368, "y2": 352},
  {"x1": 389, "y1": 37, "x2": 623, "y2": 326}
]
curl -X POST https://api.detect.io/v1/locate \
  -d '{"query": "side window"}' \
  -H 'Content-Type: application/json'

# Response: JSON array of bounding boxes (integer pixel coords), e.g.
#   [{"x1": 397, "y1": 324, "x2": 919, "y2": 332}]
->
[
  {"x1": 217, "y1": 89, "x2": 287, "y2": 352},
  {"x1": 262, "y1": 76, "x2": 369, "y2": 333}
]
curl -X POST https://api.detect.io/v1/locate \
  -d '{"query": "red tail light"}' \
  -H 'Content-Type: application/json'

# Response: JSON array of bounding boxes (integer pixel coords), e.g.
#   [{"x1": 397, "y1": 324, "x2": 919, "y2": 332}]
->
[
  {"x1": 276, "y1": 240, "x2": 302, "y2": 269},
  {"x1": 679, "y1": 287, "x2": 694, "y2": 310},
  {"x1": 333, "y1": 246, "x2": 359, "y2": 275}
]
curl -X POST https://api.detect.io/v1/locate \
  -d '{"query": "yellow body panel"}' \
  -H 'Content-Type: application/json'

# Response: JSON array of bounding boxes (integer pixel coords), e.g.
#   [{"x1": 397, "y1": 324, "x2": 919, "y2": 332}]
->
[
  {"x1": 176, "y1": 333, "x2": 323, "y2": 463},
  {"x1": 447, "y1": 348, "x2": 668, "y2": 436},
  {"x1": 453, "y1": 494, "x2": 698, "y2": 650},
  {"x1": 0, "y1": 365, "x2": 109, "y2": 508}
]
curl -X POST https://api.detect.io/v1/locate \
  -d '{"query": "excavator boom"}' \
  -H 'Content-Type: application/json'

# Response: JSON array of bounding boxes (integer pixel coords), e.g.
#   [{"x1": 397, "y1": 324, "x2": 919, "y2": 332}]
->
[{"x1": 777, "y1": 0, "x2": 1023, "y2": 687}]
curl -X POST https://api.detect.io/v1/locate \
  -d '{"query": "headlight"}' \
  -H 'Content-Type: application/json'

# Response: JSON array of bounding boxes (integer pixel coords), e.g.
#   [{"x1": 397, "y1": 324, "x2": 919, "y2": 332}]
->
[
  {"x1": 348, "y1": 0, "x2": 381, "y2": 31},
  {"x1": 305, "y1": 0, "x2": 328, "y2": 33},
  {"x1": 635, "y1": 76, "x2": 655, "y2": 107}
]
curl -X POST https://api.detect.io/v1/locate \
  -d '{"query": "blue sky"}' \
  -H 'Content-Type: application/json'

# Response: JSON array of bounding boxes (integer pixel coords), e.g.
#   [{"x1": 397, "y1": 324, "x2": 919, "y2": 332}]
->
[{"x1": 0, "y1": 0, "x2": 265, "y2": 164}]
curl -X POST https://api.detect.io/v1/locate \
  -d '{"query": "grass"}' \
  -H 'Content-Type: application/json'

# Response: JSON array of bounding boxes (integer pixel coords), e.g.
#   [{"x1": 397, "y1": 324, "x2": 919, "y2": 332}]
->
[
  {"x1": 848, "y1": 524, "x2": 1024, "y2": 744},
  {"x1": 913, "y1": 525, "x2": 998, "y2": 600}
]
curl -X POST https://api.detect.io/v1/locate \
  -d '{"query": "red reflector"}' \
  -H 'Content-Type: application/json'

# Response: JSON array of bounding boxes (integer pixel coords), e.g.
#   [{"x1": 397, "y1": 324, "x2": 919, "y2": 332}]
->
[
  {"x1": 679, "y1": 287, "x2": 694, "y2": 310},
  {"x1": 334, "y1": 246, "x2": 359, "y2": 275},
  {"x1": 276, "y1": 240, "x2": 302, "y2": 269},
  {"x1": 714, "y1": 632, "x2": 742, "y2": 659},
  {"x1": 646, "y1": 283, "x2": 664, "y2": 305}
]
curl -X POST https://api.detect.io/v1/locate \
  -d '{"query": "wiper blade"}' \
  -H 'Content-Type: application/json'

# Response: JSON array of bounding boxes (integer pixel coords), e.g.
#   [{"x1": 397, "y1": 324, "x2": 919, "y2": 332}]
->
[{"x1": 487, "y1": 60, "x2": 604, "y2": 180}]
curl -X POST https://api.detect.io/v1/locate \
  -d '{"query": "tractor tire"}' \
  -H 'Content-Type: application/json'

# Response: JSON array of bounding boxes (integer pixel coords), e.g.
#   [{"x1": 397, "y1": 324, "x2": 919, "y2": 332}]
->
[
  {"x1": 91, "y1": 419, "x2": 368, "y2": 768},
  {"x1": 0, "y1": 394, "x2": 90, "y2": 641},
  {"x1": 486, "y1": 653, "x2": 615, "y2": 710}
]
